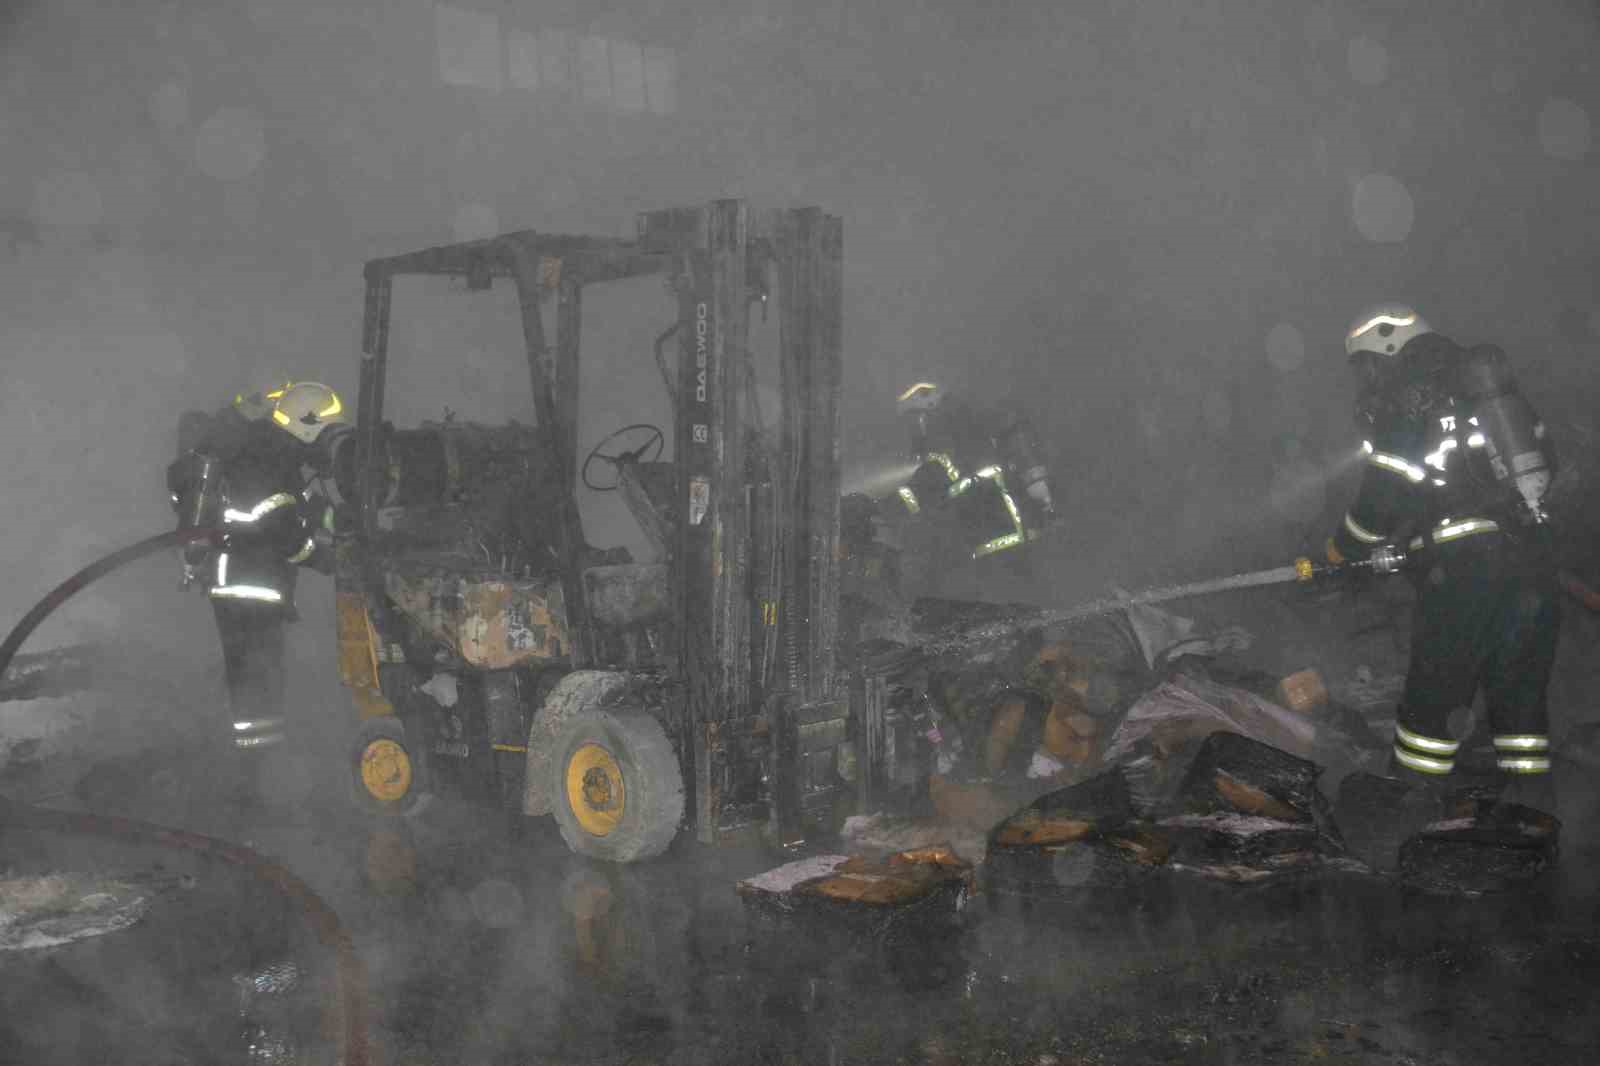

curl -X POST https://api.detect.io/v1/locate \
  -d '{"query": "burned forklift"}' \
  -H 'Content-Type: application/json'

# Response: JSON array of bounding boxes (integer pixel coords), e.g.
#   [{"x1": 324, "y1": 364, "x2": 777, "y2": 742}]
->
[{"x1": 335, "y1": 201, "x2": 849, "y2": 862}]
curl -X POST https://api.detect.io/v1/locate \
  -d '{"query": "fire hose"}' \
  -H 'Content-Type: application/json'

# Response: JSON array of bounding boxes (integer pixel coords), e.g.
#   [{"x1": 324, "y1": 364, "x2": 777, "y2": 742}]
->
[
  {"x1": 0, "y1": 528, "x2": 220, "y2": 679},
  {"x1": 0, "y1": 527, "x2": 371, "y2": 1066},
  {"x1": 898, "y1": 536, "x2": 1598, "y2": 667},
  {"x1": 0, "y1": 795, "x2": 372, "y2": 1066}
]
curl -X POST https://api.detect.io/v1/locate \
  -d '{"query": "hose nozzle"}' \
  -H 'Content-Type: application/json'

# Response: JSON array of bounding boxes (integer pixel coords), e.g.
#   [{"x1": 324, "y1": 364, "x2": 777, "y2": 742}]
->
[
  {"x1": 1294, "y1": 543, "x2": 1409, "y2": 585},
  {"x1": 1364, "y1": 543, "x2": 1409, "y2": 575}
]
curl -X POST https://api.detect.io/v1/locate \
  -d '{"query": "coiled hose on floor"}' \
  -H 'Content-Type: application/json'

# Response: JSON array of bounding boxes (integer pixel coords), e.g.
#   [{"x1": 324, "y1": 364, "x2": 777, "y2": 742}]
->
[{"x1": 0, "y1": 527, "x2": 371, "y2": 1066}]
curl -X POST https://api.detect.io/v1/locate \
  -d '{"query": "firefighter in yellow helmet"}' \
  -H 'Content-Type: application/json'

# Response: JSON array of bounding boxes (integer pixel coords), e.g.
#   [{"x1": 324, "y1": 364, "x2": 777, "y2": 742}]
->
[
  {"x1": 1328, "y1": 303, "x2": 1562, "y2": 842},
  {"x1": 167, "y1": 381, "x2": 347, "y2": 810},
  {"x1": 892, "y1": 382, "x2": 1057, "y2": 592}
]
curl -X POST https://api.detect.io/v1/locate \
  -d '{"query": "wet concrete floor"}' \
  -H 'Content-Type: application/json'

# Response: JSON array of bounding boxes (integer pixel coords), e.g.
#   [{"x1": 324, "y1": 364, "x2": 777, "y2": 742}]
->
[{"x1": 4, "y1": 770, "x2": 1599, "y2": 1066}]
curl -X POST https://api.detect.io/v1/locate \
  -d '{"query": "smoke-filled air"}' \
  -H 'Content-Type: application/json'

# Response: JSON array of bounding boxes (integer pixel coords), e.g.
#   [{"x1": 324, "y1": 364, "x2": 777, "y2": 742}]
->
[{"x1": 3, "y1": 3, "x2": 1599, "y2": 1065}]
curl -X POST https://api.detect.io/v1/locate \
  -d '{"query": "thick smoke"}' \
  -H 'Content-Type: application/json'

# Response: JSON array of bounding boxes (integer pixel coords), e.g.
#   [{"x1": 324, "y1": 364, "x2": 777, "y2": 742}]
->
[{"x1": 2, "y1": 3, "x2": 1598, "y2": 1062}]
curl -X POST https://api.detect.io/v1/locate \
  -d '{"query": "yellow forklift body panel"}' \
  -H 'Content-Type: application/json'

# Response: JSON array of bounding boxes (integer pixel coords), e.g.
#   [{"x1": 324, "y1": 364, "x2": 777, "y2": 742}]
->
[
  {"x1": 384, "y1": 568, "x2": 571, "y2": 669},
  {"x1": 336, "y1": 589, "x2": 396, "y2": 719}
]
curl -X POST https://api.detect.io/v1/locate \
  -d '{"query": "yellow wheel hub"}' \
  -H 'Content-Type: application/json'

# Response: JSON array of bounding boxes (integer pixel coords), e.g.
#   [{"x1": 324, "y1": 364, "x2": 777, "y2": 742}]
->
[
  {"x1": 360, "y1": 737, "x2": 413, "y2": 804},
  {"x1": 566, "y1": 742, "x2": 625, "y2": 837}
]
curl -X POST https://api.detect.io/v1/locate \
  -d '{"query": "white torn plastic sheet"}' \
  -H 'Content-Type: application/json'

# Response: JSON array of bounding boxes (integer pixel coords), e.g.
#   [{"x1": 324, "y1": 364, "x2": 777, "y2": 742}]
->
[
  {"x1": 419, "y1": 672, "x2": 459, "y2": 708},
  {"x1": 840, "y1": 813, "x2": 988, "y2": 865},
  {"x1": 1027, "y1": 750, "x2": 1068, "y2": 779},
  {"x1": 1159, "y1": 812, "x2": 1305, "y2": 837},
  {"x1": 1120, "y1": 598, "x2": 1198, "y2": 670},
  {"x1": 0, "y1": 874, "x2": 153, "y2": 951},
  {"x1": 1166, "y1": 853, "x2": 1352, "y2": 884},
  {"x1": 737, "y1": 855, "x2": 849, "y2": 895},
  {"x1": 1104, "y1": 672, "x2": 1318, "y2": 765},
  {"x1": 1117, "y1": 598, "x2": 1253, "y2": 671}
]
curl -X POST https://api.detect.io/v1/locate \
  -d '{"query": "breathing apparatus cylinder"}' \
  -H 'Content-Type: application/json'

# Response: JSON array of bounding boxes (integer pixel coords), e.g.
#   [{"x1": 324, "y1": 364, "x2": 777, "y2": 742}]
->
[
  {"x1": 318, "y1": 423, "x2": 362, "y2": 512},
  {"x1": 1458, "y1": 348, "x2": 1553, "y2": 524},
  {"x1": 998, "y1": 418, "x2": 1055, "y2": 514},
  {"x1": 168, "y1": 451, "x2": 223, "y2": 568}
]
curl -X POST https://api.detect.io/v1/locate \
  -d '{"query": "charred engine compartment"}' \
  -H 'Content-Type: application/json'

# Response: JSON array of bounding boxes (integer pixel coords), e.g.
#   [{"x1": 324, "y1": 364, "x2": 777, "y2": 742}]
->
[
  {"x1": 349, "y1": 422, "x2": 681, "y2": 808},
  {"x1": 364, "y1": 420, "x2": 563, "y2": 573}
]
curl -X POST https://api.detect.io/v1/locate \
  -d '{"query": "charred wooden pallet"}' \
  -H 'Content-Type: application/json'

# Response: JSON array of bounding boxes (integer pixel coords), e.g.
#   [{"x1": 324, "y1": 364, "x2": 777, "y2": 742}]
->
[
  {"x1": 987, "y1": 734, "x2": 1364, "y2": 904},
  {"x1": 1177, "y1": 730, "x2": 1342, "y2": 840},
  {"x1": 984, "y1": 766, "x2": 1151, "y2": 900},
  {"x1": 736, "y1": 847, "x2": 975, "y2": 967}
]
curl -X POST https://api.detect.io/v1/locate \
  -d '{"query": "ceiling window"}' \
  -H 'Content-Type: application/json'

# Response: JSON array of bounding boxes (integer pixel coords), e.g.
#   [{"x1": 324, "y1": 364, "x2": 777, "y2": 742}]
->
[
  {"x1": 433, "y1": 5, "x2": 676, "y2": 115},
  {"x1": 435, "y1": 4, "x2": 502, "y2": 91}
]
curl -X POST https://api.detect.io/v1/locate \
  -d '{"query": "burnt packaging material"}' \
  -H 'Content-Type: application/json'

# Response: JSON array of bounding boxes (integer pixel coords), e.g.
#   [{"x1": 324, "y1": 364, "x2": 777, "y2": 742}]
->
[
  {"x1": 1176, "y1": 731, "x2": 1339, "y2": 839},
  {"x1": 736, "y1": 848, "x2": 975, "y2": 951},
  {"x1": 987, "y1": 735, "x2": 1363, "y2": 900},
  {"x1": 984, "y1": 767, "x2": 1142, "y2": 898}
]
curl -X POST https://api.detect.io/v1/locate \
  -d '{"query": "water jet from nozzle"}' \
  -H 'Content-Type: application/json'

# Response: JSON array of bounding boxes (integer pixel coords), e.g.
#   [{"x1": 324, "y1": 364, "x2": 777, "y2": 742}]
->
[{"x1": 842, "y1": 459, "x2": 923, "y2": 499}]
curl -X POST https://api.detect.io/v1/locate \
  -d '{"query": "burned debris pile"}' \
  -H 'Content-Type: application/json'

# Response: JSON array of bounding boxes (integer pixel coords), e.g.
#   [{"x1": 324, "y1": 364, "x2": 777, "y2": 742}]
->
[
  {"x1": 986, "y1": 729, "x2": 1559, "y2": 903},
  {"x1": 845, "y1": 594, "x2": 1560, "y2": 905},
  {"x1": 986, "y1": 732, "x2": 1365, "y2": 900}
]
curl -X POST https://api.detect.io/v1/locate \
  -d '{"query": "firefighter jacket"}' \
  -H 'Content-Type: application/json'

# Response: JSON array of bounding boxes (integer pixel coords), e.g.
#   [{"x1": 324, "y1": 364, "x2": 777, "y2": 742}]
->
[
  {"x1": 167, "y1": 407, "x2": 331, "y2": 606},
  {"x1": 1329, "y1": 333, "x2": 1554, "y2": 568},
  {"x1": 896, "y1": 398, "x2": 1051, "y2": 559}
]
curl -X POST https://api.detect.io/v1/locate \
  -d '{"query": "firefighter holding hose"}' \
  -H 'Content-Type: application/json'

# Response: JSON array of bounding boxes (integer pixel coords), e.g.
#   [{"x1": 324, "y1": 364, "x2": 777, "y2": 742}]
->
[
  {"x1": 167, "y1": 382, "x2": 347, "y2": 809},
  {"x1": 1327, "y1": 304, "x2": 1562, "y2": 819},
  {"x1": 893, "y1": 382, "x2": 1058, "y2": 592}
]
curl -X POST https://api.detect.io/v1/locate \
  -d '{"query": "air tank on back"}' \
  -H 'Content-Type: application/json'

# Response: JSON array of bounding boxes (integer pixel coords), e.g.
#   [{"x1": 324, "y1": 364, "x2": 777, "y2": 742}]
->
[{"x1": 1458, "y1": 346, "x2": 1554, "y2": 524}]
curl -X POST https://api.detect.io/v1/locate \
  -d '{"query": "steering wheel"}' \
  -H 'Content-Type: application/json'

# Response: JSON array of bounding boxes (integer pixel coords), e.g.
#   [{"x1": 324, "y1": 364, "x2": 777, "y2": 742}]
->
[{"x1": 581, "y1": 423, "x2": 665, "y2": 491}]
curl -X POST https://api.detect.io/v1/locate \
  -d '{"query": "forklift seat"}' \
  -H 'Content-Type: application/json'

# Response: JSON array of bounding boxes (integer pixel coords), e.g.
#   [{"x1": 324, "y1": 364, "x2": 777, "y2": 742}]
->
[
  {"x1": 369, "y1": 421, "x2": 566, "y2": 572},
  {"x1": 617, "y1": 461, "x2": 678, "y2": 562},
  {"x1": 583, "y1": 562, "x2": 670, "y2": 625}
]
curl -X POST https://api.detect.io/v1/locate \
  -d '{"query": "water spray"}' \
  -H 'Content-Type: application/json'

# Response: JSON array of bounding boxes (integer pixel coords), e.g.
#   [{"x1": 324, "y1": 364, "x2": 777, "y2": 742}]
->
[
  {"x1": 1012, "y1": 443, "x2": 1398, "y2": 629},
  {"x1": 841, "y1": 458, "x2": 923, "y2": 500}
]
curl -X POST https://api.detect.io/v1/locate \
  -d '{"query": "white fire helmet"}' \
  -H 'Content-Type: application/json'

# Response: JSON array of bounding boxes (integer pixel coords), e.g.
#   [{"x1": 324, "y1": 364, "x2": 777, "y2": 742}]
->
[
  {"x1": 270, "y1": 381, "x2": 347, "y2": 444},
  {"x1": 1345, "y1": 303, "x2": 1433, "y2": 358},
  {"x1": 896, "y1": 381, "x2": 942, "y2": 415}
]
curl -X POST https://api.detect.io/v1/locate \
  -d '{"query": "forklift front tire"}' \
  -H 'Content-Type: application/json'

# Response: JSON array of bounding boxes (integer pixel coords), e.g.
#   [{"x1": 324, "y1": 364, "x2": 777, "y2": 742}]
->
[
  {"x1": 351, "y1": 716, "x2": 430, "y2": 818},
  {"x1": 551, "y1": 707, "x2": 683, "y2": 863}
]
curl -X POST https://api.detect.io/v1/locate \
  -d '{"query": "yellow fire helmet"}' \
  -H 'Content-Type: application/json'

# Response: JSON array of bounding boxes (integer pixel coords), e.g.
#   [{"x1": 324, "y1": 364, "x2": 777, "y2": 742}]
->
[
  {"x1": 232, "y1": 382, "x2": 292, "y2": 422},
  {"x1": 1345, "y1": 303, "x2": 1433, "y2": 358},
  {"x1": 270, "y1": 381, "x2": 347, "y2": 444},
  {"x1": 896, "y1": 381, "x2": 942, "y2": 415}
]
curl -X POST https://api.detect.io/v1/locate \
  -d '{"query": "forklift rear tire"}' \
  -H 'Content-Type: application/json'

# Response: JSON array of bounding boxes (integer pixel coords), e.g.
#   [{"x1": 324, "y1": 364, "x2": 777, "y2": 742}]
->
[
  {"x1": 551, "y1": 707, "x2": 683, "y2": 863},
  {"x1": 350, "y1": 716, "x2": 430, "y2": 818}
]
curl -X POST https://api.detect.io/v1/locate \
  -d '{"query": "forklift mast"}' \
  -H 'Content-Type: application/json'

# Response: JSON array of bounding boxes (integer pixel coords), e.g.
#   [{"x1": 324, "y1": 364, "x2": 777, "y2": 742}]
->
[{"x1": 640, "y1": 201, "x2": 845, "y2": 843}]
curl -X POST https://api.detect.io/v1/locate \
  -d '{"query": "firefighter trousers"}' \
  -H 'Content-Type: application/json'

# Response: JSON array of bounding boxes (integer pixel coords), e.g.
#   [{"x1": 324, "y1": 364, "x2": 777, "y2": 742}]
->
[
  {"x1": 211, "y1": 598, "x2": 290, "y2": 761},
  {"x1": 1391, "y1": 544, "x2": 1561, "y2": 783}
]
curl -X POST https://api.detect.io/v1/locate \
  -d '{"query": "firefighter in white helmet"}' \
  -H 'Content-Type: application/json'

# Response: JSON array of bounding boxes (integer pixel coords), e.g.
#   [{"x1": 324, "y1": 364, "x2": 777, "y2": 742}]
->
[
  {"x1": 167, "y1": 381, "x2": 347, "y2": 809},
  {"x1": 892, "y1": 381, "x2": 1057, "y2": 591},
  {"x1": 1328, "y1": 304, "x2": 1562, "y2": 843}
]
